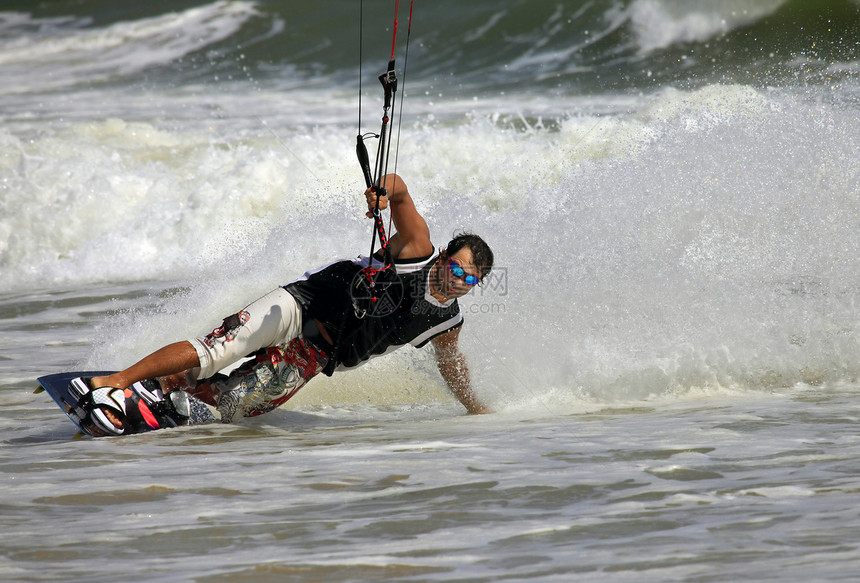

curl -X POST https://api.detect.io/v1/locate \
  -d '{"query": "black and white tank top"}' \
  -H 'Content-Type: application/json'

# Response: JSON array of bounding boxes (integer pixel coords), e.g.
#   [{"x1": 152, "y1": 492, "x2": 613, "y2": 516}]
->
[{"x1": 284, "y1": 249, "x2": 463, "y2": 373}]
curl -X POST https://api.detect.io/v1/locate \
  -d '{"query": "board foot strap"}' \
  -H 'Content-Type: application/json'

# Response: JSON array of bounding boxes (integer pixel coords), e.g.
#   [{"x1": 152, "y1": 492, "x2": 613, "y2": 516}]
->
[{"x1": 66, "y1": 377, "x2": 191, "y2": 437}]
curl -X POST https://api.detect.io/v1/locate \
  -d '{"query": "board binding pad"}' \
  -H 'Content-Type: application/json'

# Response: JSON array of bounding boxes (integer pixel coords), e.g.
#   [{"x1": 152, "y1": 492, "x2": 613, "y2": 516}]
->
[{"x1": 36, "y1": 371, "x2": 192, "y2": 437}]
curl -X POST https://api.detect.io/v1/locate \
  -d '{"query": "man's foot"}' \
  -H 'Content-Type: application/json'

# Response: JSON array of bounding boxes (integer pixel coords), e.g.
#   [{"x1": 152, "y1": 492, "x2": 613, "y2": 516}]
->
[
  {"x1": 86, "y1": 377, "x2": 127, "y2": 429},
  {"x1": 69, "y1": 378, "x2": 126, "y2": 435},
  {"x1": 102, "y1": 408, "x2": 123, "y2": 429}
]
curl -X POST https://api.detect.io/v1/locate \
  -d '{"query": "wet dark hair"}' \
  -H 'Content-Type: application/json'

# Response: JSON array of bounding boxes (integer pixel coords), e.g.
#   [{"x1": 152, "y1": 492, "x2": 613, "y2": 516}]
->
[{"x1": 445, "y1": 232, "x2": 494, "y2": 281}]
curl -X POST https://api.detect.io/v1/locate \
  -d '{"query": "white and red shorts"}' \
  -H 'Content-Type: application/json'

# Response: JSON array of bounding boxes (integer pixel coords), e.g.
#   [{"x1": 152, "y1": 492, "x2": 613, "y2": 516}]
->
[
  {"x1": 186, "y1": 287, "x2": 328, "y2": 421},
  {"x1": 189, "y1": 287, "x2": 304, "y2": 380}
]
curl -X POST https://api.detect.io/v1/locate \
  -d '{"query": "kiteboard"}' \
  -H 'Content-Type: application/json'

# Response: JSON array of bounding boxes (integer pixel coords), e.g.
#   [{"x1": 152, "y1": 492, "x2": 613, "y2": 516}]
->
[{"x1": 35, "y1": 371, "x2": 216, "y2": 437}]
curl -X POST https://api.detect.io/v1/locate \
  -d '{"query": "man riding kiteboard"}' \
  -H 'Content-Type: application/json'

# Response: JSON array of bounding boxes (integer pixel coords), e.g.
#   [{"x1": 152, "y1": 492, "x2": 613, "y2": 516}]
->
[
  {"x1": 70, "y1": 174, "x2": 494, "y2": 435},
  {"x1": 61, "y1": 2, "x2": 496, "y2": 436}
]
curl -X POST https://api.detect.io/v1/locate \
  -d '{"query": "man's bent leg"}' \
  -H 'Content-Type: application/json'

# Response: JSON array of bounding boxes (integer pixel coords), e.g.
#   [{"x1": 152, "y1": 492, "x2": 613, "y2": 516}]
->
[
  {"x1": 210, "y1": 337, "x2": 328, "y2": 423},
  {"x1": 190, "y1": 288, "x2": 302, "y2": 380},
  {"x1": 87, "y1": 287, "x2": 303, "y2": 428},
  {"x1": 93, "y1": 288, "x2": 301, "y2": 393},
  {"x1": 92, "y1": 341, "x2": 200, "y2": 391}
]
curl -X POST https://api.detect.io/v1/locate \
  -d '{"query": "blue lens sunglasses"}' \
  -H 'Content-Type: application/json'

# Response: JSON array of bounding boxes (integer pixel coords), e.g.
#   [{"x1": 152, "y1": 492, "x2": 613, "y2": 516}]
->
[{"x1": 449, "y1": 261, "x2": 480, "y2": 286}]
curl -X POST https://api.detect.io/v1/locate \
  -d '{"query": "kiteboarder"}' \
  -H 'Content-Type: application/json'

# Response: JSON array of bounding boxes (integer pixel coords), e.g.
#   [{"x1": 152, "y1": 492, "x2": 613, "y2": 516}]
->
[{"x1": 74, "y1": 174, "x2": 494, "y2": 434}]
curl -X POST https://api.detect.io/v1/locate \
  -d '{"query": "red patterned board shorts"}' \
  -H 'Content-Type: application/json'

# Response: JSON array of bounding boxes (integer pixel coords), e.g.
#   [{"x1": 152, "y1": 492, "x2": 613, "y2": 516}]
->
[{"x1": 187, "y1": 337, "x2": 328, "y2": 423}]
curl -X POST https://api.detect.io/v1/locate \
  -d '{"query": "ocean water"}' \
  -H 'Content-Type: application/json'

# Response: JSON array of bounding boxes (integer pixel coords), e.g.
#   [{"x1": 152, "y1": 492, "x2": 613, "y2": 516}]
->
[{"x1": 2, "y1": 0, "x2": 860, "y2": 581}]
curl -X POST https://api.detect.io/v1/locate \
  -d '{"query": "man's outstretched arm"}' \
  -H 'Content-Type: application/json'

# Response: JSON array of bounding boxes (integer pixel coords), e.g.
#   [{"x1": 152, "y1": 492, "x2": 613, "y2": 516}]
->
[{"x1": 431, "y1": 327, "x2": 490, "y2": 414}]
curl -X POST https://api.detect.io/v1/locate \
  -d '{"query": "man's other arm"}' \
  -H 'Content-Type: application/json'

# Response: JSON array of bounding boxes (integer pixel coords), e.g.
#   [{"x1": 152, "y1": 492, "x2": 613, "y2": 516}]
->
[{"x1": 431, "y1": 327, "x2": 490, "y2": 414}]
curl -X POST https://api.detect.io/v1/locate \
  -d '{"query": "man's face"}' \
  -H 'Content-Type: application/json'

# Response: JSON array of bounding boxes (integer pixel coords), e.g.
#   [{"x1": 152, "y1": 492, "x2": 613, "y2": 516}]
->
[{"x1": 439, "y1": 247, "x2": 481, "y2": 299}]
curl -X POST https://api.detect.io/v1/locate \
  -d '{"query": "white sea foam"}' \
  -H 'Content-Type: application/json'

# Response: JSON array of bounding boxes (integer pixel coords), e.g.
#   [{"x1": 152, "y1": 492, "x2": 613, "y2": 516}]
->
[{"x1": 626, "y1": 0, "x2": 787, "y2": 54}]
